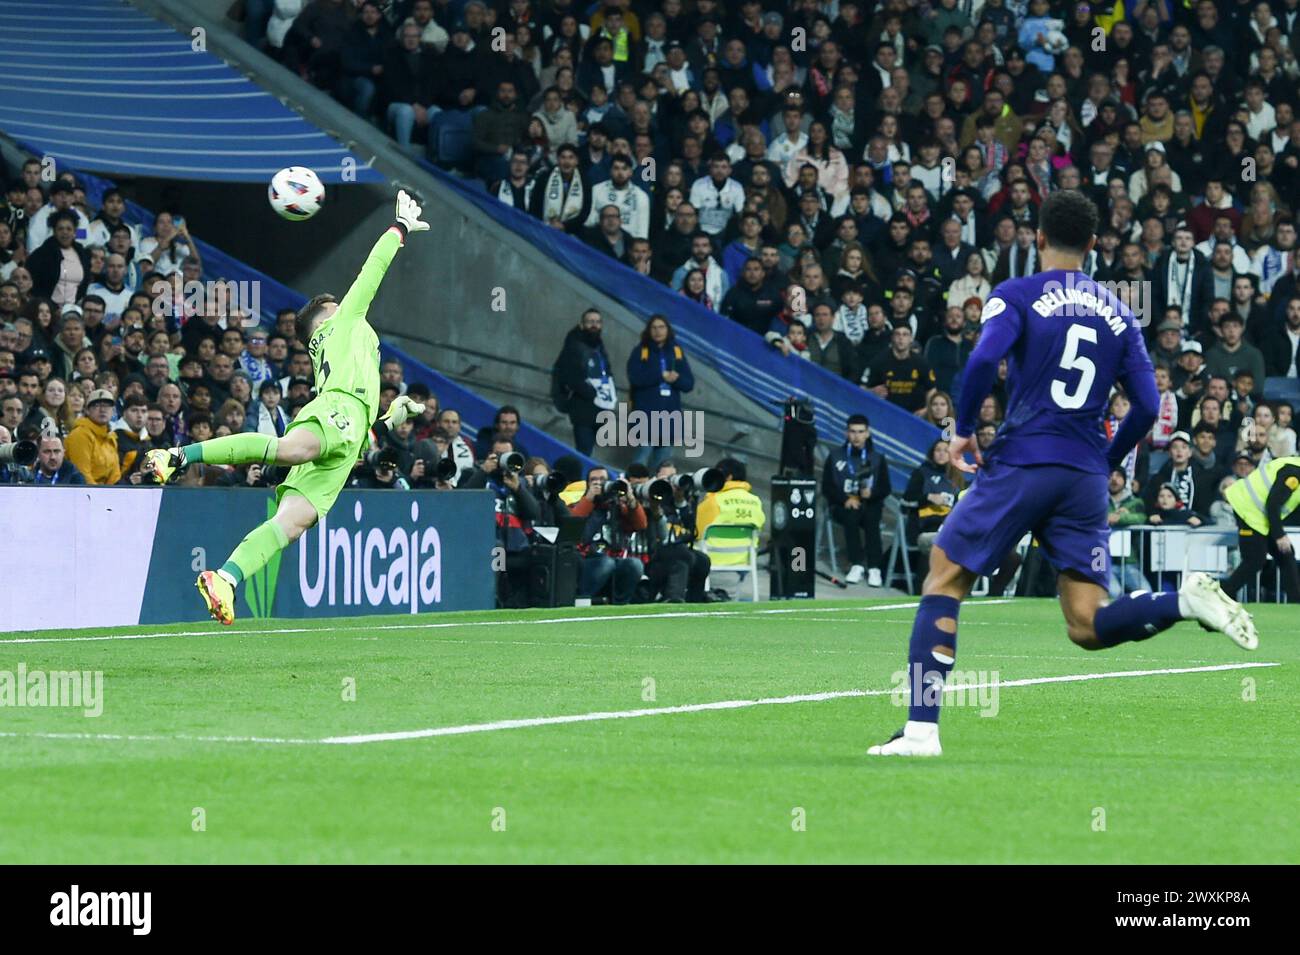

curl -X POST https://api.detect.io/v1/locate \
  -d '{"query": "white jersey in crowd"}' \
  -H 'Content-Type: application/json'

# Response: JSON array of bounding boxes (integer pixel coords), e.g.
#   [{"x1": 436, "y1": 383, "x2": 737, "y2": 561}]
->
[
  {"x1": 766, "y1": 131, "x2": 808, "y2": 166},
  {"x1": 585, "y1": 180, "x2": 651, "y2": 239},
  {"x1": 85, "y1": 282, "x2": 132, "y2": 323},
  {"x1": 688, "y1": 175, "x2": 745, "y2": 235},
  {"x1": 1196, "y1": 237, "x2": 1251, "y2": 274},
  {"x1": 86, "y1": 218, "x2": 142, "y2": 250},
  {"x1": 25, "y1": 205, "x2": 92, "y2": 252}
]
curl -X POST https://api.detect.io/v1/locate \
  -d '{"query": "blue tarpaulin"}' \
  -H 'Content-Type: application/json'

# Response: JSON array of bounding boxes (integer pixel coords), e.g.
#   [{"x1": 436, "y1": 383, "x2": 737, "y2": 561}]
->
[{"x1": 0, "y1": 0, "x2": 382, "y2": 183}]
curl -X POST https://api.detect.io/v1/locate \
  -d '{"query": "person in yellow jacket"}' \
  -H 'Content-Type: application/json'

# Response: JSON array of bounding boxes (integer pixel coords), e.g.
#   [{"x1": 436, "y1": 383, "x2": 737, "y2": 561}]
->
[
  {"x1": 63, "y1": 389, "x2": 121, "y2": 486},
  {"x1": 695, "y1": 457, "x2": 765, "y2": 542},
  {"x1": 1221, "y1": 456, "x2": 1300, "y2": 602}
]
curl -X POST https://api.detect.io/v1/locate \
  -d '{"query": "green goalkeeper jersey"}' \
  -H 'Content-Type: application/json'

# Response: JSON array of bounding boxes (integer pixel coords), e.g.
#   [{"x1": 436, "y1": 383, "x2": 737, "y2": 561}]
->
[{"x1": 304, "y1": 227, "x2": 404, "y2": 424}]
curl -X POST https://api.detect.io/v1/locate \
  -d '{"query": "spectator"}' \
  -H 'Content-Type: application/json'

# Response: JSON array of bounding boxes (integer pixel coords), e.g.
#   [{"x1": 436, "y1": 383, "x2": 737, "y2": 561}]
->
[
  {"x1": 63, "y1": 388, "x2": 119, "y2": 485},
  {"x1": 383, "y1": 19, "x2": 441, "y2": 155},
  {"x1": 245, "y1": 379, "x2": 288, "y2": 437},
  {"x1": 625, "y1": 314, "x2": 694, "y2": 468},
  {"x1": 283, "y1": 0, "x2": 352, "y2": 91},
  {"x1": 1106, "y1": 466, "x2": 1152, "y2": 598},
  {"x1": 720, "y1": 257, "x2": 783, "y2": 335},
  {"x1": 113, "y1": 393, "x2": 150, "y2": 480},
  {"x1": 1262, "y1": 295, "x2": 1300, "y2": 378},
  {"x1": 474, "y1": 405, "x2": 528, "y2": 460},
  {"x1": 806, "y1": 302, "x2": 856, "y2": 381},
  {"x1": 865, "y1": 323, "x2": 935, "y2": 414},
  {"x1": 1142, "y1": 431, "x2": 1217, "y2": 518},
  {"x1": 688, "y1": 153, "x2": 745, "y2": 236},
  {"x1": 552, "y1": 308, "x2": 615, "y2": 455},
  {"x1": 472, "y1": 80, "x2": 532, "y2": 183},
  {"x1": 923, "y1": 307, "x2": 972, "y2": 398},
  {"x1": 339, "y1": 0, "x2": 388, "y2": 118},
  {"x1": 583, "y1": 205, "x2": 634, "y2": 259},
  {"x1": 902, "y1": 438, "x2": 963, "y2": 560},
  {"x1": 1205, "y1": 314, "x2": 1266, "y2": 399},
  {"x1": 528, "y1": 144, "x2": 592, "y2": 233},
  {"x1": 26, "y1": 211, "x2": 91, "y2": 307},
  {"x1": 823, "y1": 414, "x2": 891, "y2": 587},
  {"x1": 671, "y1": 232, "x2": 728, "y2": 304},
  {"x1": 26, "y1": 434, "x2": 85, "y2": 486}
]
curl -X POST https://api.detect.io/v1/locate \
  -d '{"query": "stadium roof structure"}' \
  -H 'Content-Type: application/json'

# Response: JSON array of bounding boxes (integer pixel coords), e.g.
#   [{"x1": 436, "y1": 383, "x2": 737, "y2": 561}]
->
[{"x1": 0, "y1": 0, "x2": 382, "y2": 183}]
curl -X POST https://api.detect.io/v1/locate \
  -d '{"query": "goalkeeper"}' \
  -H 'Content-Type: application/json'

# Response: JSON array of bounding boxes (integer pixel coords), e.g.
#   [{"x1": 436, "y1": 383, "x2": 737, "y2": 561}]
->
[{"x1": 143, "y1": 190, "x2": 430, "y2": 625}]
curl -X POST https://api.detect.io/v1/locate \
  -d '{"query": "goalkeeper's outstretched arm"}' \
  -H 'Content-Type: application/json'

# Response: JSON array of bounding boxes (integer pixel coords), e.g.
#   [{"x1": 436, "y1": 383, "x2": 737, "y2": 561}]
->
[
  {"x1": 334, "y1": 189, "x2": 430, "y2": 326},
  {"x1": 368, "y1": 394, "x2": 425, "y2": 445}
]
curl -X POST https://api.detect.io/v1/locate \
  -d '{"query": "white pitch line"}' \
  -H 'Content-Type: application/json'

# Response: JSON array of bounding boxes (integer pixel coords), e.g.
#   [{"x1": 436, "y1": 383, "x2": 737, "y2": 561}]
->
[
  {"x1": 0, "y1": 600, "x2": 1015, "y2": 646},
  {"x1": 0, "y1": 662, "x2": 1276, "y2": 747}
]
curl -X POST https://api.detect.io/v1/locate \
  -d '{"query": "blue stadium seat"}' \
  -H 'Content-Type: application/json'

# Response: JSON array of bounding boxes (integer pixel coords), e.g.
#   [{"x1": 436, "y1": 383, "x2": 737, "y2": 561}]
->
[
  {"x1": 1264, "y1": 377, "x2": 1300, "y2": 403},
  {"x1": 430, "y1": 110, "x2": 474, "y2": 172}
]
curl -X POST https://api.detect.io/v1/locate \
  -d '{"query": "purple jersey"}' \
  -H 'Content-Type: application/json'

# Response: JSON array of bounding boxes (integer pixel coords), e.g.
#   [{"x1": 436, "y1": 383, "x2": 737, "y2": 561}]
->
[{"x1": 955, "y1": 269, "x2": 1157, "y2": 475}]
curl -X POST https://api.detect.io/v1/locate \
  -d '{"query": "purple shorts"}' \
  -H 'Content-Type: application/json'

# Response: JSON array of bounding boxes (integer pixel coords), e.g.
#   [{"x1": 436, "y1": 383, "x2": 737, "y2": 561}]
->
[{"x1": 935, "y1": 460, "x2": 1110, "y2": 589}]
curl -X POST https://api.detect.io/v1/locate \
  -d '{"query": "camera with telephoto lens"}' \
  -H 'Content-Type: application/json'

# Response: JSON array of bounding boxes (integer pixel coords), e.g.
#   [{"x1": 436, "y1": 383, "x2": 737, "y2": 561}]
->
[
  {"x1": 434, "y1": 455, "x2": 460, "y2": 482},
  {"x1": 530, "y1": 470, "x2": 567, "y2": 496},
  {"x1": 631, "y1": 478, "x2": 673, "y2": 506},
  {"x1": 0, "y1": 440, "x2": 38, "y2": 467},
  {"x1": 597, "y1": 478, "x2": 631, "y2": 507},
  {"x1": 499, "y1": 451, "x2": 525, "y2": 473},
  {"x1": 665, "y1": 472, "x2": 695, "y2": 494},
  {"x1": 365, "y1": 446, "x2": 402, "y2": 472},
  {"x1": 691, "y1": 467, "x2": 725, "y2": 494}
]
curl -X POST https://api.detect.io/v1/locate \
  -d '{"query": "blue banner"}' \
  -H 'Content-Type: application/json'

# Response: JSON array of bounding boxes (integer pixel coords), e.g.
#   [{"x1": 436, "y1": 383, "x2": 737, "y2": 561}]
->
[{"x1": 140, "y1": 488, "x2": 497, "y2": 623}]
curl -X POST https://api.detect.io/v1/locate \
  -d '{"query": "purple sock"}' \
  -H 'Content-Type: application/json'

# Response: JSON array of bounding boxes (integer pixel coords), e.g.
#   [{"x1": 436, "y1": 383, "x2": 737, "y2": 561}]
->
[
  {"x1": 1093, "y1": 591, "x2": 1183, "y2": 647},
  {"x1": 906, "y1": 594, "x2": 960, "y2": 723}
]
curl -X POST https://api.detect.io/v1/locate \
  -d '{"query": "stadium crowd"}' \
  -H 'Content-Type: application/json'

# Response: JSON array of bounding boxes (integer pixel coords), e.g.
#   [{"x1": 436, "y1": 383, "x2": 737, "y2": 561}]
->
[{"x1": 4, "y1": 0, "x2": 1300, "y2": 602}]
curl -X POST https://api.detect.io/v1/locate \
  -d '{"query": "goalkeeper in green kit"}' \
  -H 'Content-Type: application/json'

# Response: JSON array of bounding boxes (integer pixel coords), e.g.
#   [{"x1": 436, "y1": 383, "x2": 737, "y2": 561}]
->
[{"x1": 143, "y1": 190, "x2": 430, "y2": 624}]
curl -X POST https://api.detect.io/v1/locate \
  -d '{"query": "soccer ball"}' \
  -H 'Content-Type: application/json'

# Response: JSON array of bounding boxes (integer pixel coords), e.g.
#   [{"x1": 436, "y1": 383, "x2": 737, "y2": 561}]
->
[{"x1": 268, "y1": 166, "x2": 324, "y2": 221}]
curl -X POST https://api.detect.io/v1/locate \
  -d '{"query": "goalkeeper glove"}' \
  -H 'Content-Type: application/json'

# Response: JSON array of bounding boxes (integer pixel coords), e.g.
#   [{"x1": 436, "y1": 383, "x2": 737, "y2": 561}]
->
[
  {"x1": 395, "y1": 189, "x2": 429, "y2": 234},
  {"x1": 381, "y1": 394, "x2": 425, "y2": 429}
]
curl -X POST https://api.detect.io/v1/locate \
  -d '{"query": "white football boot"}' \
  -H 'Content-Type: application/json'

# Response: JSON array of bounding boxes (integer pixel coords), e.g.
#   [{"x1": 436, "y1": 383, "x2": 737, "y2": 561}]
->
[
  {"x1": 845, "y1": 564, "x2": 865, "y2": 584},
  {"x1": 1178, "y1": 572, "x2": 1259, "y2": 650},
  {"x1": 867, "y1": 720, "x2": 942, "y2": 757}
]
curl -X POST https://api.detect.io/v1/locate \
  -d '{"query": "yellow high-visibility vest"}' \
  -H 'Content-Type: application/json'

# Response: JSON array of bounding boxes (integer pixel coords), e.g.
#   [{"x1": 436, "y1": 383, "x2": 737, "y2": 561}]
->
[{"x1": 1224, "y1": 456, "x2": 1300, "y2": 535}]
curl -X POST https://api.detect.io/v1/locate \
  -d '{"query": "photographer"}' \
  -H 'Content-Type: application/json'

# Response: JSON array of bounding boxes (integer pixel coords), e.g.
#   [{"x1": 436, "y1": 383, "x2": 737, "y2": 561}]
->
[
  {"x1": 414, "y1": 408, "x2": 475, "y2": 487},
  {"x1": 625, "y1": 461, "x2": 712, "y2": 603},
  {"x1": 347, "y1": 444, "x2": 412, "y2": 490},
  {"x1": 823, "y1": 413, "x2": 892, "y2": 587},
  {"x1": 27, "y1": 433, "x2": 86, "y2": 486},
  {"x1": 463, "y1": 441, "x2": 542, "y2": 607},
  {"x1": 522, "y1": 458, "x2": 573, "y2": 525},
  {"x1": 570, "y1": 466, "x2": 646, "y2": 604}
]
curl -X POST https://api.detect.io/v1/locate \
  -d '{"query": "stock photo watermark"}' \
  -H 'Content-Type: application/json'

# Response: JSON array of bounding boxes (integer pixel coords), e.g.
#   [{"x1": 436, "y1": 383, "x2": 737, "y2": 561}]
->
[
  {"x1": 890, "y1": 665, "x2": 1000, "y2": 718},
  {"x1": 0, "y1": 664, "x2": 103, "y2": 717}
]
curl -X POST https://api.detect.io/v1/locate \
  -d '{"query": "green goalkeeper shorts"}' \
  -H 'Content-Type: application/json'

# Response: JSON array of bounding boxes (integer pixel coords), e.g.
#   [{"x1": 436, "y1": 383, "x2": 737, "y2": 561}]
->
[{"x1": 276, "y1": 391, "x2": 368, "y2": 519}]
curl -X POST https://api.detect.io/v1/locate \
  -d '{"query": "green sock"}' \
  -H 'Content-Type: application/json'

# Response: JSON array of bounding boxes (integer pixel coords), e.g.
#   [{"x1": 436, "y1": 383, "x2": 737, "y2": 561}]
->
[
  {"x1": 183, "y1": 433, "x2": 279, "y2": 467},
  {"x1": 220, "y1": 519, "x2": 291, "y2": 587}
]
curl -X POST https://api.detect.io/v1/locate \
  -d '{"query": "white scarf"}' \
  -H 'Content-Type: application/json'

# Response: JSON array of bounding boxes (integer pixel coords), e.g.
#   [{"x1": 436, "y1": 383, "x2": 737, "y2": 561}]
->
[
  {"x1": 1167, "y1": 253, "x2": 1194, "y2": 308},
  {"x1": 541, "y1": 167, "x2": 586, "y2": 223}
]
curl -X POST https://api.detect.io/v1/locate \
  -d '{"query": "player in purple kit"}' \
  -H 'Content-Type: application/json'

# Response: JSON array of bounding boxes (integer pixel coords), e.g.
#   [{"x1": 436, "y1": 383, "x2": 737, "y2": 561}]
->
[{"x1": 869, "y1": 190, "x2": 1259, "y2": 758}]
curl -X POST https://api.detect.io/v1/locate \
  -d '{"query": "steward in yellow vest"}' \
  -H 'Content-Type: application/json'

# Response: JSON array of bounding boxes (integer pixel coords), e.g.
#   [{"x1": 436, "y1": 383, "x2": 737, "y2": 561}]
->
[{"x1": 1221, "y1": 456, "x2": 1300, "y2": 602}]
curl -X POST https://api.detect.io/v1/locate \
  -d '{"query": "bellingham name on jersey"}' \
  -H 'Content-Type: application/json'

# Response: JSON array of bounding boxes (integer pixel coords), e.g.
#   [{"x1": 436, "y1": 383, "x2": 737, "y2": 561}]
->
[{"x1": 954, "y1": 269, "x2": 1159, "y2": 476}]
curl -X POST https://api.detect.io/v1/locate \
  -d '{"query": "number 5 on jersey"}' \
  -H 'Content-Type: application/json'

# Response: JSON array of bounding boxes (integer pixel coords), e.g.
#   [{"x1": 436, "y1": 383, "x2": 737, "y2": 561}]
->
[{"x1": 1051, "y1": 323, "x2": 1097, "y2": 410}]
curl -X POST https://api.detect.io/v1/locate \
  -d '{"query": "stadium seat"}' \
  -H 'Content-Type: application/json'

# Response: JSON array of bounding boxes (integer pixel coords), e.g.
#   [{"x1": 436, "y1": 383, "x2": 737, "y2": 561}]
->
[
  {"x1": 883, "y1": 497, "x2": 916, "y2": 595},
  {"x1": 429, "y1": 110, "x2": 474, "y2": 172},
  {"x1": 1263, "y1": 377, "x2": 1300, "y2": 403},
  {"x1": 700, "y1": 524, "x2": 759, "y2": 602}
]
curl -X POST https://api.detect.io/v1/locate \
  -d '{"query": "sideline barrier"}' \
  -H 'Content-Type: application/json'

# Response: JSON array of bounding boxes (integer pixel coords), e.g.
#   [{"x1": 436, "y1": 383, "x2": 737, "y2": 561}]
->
[{"x1": 0, "y1": 487, "x2": 497, "y2": 632}]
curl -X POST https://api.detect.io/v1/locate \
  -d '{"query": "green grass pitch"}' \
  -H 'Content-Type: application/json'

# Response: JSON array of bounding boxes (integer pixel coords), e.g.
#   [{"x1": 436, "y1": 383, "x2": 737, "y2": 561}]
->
[{"x1": 0, "y1": 598, "x2": 1294, "y2": 864}]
